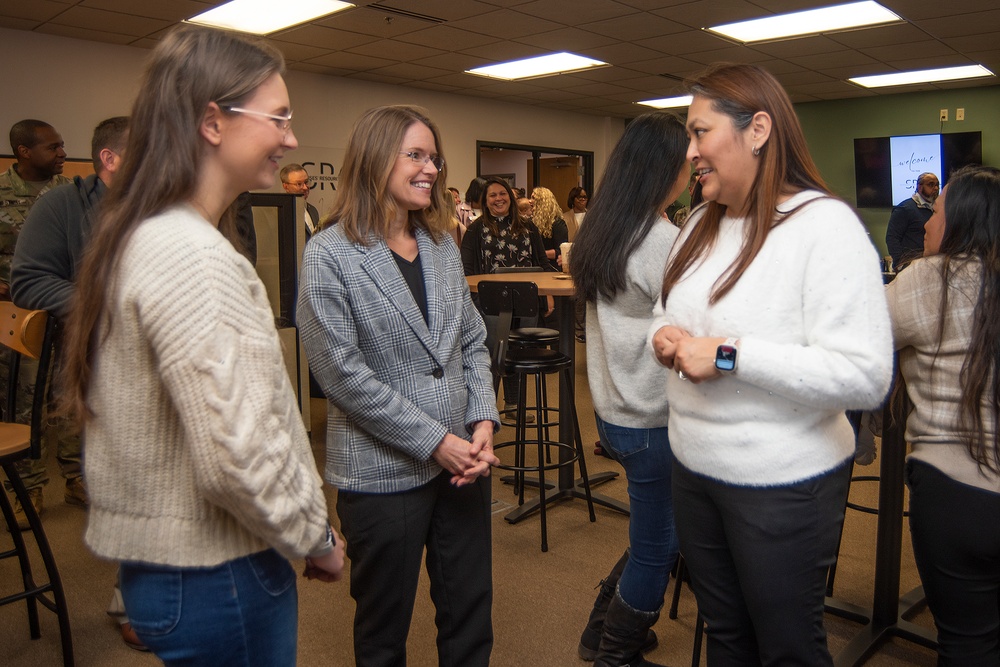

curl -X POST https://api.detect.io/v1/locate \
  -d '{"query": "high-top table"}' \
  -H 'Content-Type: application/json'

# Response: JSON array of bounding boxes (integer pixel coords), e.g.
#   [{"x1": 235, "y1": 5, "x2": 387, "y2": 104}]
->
[
  {"x1": 826, "y1": 380, "x2": 938, "y2": 665},
  {"x1": 467, "y1": 273, "x2": 629, "y2": 521}
]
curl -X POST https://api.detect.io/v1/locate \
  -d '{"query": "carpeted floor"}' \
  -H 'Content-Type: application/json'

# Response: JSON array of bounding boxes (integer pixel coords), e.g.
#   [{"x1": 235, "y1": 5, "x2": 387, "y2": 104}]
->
[{"x1": 1, "y1": 342, "x2": 938, "y2": 666}]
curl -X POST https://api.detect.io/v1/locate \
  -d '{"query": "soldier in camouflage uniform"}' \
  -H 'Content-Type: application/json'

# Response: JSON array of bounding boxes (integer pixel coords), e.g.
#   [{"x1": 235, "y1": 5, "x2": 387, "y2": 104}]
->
[{"x1": 1, "y1": 119, "x2": 74, "y2": 529}]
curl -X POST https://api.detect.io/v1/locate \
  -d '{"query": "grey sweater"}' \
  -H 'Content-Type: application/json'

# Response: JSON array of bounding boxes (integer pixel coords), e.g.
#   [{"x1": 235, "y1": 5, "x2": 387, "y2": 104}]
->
[
  {"x1": 585, "y1": 218, "x2": 678, "y2": 428},
  {"x1": 11, "y1": 174, "x2": 103, "y2": 319}
]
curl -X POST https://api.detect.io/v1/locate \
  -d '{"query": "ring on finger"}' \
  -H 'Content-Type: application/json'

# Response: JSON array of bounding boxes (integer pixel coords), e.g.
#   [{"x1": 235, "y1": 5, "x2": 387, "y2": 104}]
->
[{"x1": 677, "y1": 370, "x2": 687, "y2": 381}]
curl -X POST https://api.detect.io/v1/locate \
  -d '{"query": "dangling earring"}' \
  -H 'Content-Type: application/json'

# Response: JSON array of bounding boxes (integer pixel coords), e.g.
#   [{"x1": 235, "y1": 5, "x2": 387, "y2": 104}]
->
[{"x1": 752, "y1": 145, "x2": 761, "y2": 157}]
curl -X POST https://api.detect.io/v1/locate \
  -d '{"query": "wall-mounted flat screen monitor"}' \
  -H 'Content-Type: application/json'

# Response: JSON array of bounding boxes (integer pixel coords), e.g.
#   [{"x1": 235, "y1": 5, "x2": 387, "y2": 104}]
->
[{"x1": 854, "y1": 131, "x2": 982, "y2": 208}]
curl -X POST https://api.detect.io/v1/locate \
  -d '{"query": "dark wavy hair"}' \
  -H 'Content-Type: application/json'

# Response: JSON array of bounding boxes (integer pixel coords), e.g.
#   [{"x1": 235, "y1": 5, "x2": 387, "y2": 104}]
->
[
  {"x1": 478, "y1": 177, "x2": 528, "y2": 238},
  {"x1": 932, "y1": 164, "x2": 1000, "y2": 473},
  {"x1": 573, "y1": 112, "x2": 688, "y2": 303}
]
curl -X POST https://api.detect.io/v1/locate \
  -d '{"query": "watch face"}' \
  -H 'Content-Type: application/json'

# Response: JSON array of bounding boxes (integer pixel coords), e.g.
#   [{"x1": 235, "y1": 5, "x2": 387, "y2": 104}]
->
[{"x1": 716, "y1": 344, "x2": 737, "y2": 372}]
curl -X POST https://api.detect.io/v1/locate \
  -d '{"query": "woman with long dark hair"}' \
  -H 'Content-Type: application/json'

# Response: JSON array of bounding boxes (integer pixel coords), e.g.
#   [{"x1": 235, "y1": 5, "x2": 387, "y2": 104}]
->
[
  {"x1": 887, "y1": 165, "x2": 1000, "y2": 665},
  {"x1": 572, "y1": 112, "x2": 689, "y2": 667},
  {"x1": 297, "y1": 105, "x2": 499, "y2": 667},
  {"x1": 649, "y1": 63, "x2": 893, "y2": 664},
  {"x1": 59, "y1": 25, "x2": 344, "y2": 664}
]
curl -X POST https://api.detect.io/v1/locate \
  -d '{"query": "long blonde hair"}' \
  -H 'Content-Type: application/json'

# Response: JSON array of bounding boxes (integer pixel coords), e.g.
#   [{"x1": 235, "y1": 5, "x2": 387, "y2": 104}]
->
[{"x1": 531, "y1": 186, "x2": 562, "y2": 237}]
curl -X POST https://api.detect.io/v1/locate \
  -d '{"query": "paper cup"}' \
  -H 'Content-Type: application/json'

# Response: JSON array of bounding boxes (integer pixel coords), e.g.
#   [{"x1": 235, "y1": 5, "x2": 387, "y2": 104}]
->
[{"x1": 560, "y1": 242, "x2": 572, "y2": 273}]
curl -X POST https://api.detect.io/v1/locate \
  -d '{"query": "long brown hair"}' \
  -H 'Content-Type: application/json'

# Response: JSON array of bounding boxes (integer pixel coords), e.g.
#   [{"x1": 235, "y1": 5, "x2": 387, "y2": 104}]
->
[
  {"x1": 932, "y1": 165, "x2": 1000, "y2": 473},
  {"x1": 661, "y1": 63, "x2": 833, "y2": 305},
  {"x1": 60, "y1": 24, "x2": 285, "y2": 425},
  {"x1": 328, "y1": 105, "x2": 451, "y2": 244}
]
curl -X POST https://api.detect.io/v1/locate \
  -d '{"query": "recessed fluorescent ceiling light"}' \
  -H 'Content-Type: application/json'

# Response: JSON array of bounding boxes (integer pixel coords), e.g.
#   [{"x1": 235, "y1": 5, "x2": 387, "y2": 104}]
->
[
  {"x1": 187, "y1": 0, "x2": 354, "y2": 35},
  {"x1": 850, "y1": 64, "x2": 995, "y2": 88},
  {"x1": 467, "y1": 52, "x2": 607, "y2": 81},
  {"x1": 637, "y1": 95, "x2": 693, "y2": 109},
  {"x1": 707, "y1": 1, "x2": 901, "y2": 43}
]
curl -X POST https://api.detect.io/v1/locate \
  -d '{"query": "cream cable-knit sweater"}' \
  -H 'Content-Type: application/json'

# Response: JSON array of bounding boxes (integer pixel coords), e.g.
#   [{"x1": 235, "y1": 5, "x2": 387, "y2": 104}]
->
[
  {"x1": 84, "y1": 205, "x2": 330, "y2": 567},
  {"x1": 648, "y1": 191, "x2": 893, "y2": 486}
]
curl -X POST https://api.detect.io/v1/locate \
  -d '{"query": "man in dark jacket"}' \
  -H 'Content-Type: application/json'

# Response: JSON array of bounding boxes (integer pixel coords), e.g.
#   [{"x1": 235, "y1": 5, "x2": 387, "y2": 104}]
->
[
  {"x1": 885, "y1": 172, "x2": 939, "y2": 270},
  {"x1": 8, "y1": 117, "x2": 130, "y2": 528}
]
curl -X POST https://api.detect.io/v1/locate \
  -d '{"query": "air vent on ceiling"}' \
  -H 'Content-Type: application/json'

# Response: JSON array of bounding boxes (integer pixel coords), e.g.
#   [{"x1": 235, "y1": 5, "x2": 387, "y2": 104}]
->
[{"x1": 367, "y1": 3, "x2": 446, "y2": 24}]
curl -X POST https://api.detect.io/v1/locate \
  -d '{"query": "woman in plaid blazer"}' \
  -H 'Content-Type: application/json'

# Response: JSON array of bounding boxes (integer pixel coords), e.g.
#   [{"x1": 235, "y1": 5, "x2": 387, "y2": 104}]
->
[{"x1": 297, "y1": 105, "x2": 500, "y2": 667}]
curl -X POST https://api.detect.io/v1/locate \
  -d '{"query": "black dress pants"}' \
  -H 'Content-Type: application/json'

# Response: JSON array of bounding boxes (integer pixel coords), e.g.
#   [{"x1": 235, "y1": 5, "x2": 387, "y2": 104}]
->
[
  {"x1": 337, "y1": 472, "x2": 493, "y2": 667},
  {"x1": 672, "y1": 457, "x2": 851, "y2": 666}
]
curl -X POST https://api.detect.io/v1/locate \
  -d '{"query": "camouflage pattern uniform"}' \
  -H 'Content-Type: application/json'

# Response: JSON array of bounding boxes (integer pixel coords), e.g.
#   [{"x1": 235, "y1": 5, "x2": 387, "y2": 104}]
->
[
  {"x1": 0, "y1": 165, "x2": 71, "y2": 287},
  {"x1": 0, "y1": 164, "x2": 75, "y2": 492}
]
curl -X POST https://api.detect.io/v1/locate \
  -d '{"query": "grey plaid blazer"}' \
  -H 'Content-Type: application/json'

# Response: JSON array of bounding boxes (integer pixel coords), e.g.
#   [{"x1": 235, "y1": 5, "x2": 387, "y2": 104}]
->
[{"x1": 297, "y1": 224, "x2": 499, "y2": 494}]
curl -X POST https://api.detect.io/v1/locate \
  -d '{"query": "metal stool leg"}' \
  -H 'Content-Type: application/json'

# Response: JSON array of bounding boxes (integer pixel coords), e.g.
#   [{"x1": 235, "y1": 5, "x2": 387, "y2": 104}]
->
[
  {"x1": 692, "y1": 611, "x2": 704, "y2": 667},
  {"x1": 1, "y1": 463, "x2": 75, "y2": 666},
  {"x1": 564, "y1": 367, "x2": 595, "y2": 522},
  {"x1": 534, "y1": 372, "x2": 549, "y2": 552},
  {"x1": 670, "y1": 554, "x2": 687, "y2": 619}
]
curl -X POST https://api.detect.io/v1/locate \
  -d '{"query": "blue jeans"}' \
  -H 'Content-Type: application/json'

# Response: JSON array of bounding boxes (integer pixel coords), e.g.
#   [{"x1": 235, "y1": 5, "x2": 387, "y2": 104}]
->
[
  {"x1": 119, "y1": 549, "x2": 298, "y2": 666},
  {"x1": 596, "y1": 416, "x2": 678, "y2": 612}
]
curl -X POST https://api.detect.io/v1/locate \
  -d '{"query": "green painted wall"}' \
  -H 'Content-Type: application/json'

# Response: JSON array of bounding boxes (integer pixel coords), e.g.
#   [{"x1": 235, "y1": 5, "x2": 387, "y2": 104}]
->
[{"x1": 795, "y1": 84, "x2": 1000, "y2": 255}]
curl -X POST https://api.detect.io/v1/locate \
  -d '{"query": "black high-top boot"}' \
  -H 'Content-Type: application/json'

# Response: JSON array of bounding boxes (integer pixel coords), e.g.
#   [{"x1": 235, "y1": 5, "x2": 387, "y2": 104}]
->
[
  {"x1": 578, "y1": 550, "x2": 658, "y2": 661},
  {"x1": 593, "y1": 590, "x2": 666, "y2": 667}
]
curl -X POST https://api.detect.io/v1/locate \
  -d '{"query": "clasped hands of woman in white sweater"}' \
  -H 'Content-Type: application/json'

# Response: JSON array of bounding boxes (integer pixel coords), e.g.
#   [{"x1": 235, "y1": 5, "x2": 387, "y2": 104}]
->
[{"x1": 651, "y1": 325, "x2": 729, "y2": 384}]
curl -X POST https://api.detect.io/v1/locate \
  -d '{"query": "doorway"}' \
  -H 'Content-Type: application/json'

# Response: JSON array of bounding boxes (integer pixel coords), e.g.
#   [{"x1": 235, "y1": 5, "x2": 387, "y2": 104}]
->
[{"x1": 477, "y1": 141, "x2": 593, "y2": 208}]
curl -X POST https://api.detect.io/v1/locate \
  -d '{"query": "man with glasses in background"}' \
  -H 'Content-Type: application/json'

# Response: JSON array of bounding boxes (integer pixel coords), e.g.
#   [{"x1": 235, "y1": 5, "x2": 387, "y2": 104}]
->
[{"x1": 281, "y1": 162, "x2": 320, "y2": 241}]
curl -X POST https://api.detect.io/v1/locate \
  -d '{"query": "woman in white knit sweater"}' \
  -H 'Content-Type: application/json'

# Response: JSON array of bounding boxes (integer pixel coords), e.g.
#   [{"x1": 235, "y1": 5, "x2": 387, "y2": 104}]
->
[
  {"x1": 570, "y1": 112, "x2": 689, "y2": 667},
  {"x1": 649, "y1": 64, "x2": 892, "y2": 665},
  {"x1": 60, "y1": 25, "x2": 343, "y2": 665},
  {"x1": 886, "y1": 165, "x2": 1000, "y2": 665}
]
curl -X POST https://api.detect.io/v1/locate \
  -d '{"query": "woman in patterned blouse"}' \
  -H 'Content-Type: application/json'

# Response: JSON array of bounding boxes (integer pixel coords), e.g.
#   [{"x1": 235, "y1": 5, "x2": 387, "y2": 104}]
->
[{"x1": 460, "y1": 176, "x2": 553, "y2": 415}]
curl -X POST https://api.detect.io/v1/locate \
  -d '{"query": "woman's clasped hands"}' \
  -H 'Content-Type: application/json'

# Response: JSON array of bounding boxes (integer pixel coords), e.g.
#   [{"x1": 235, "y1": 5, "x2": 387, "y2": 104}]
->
[
  {"x1": 433, "y1": 420, "x2": 499, "y2": 486},
  {"x1": 651, "y1": 325, "x2": 728, "y2": 384}
]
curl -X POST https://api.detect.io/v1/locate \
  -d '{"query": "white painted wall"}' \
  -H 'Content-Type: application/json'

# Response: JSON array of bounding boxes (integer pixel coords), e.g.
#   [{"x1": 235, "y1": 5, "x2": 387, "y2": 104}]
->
[{"x1": 1, "y1": 27, "x2": 624, "y2": 209}]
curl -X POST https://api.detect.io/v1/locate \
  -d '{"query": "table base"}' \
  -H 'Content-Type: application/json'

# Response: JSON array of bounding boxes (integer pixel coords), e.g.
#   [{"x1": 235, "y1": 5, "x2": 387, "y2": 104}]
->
[
  {"x1": 500, "y1": 471, "x2": 628, "y2": 523},
  {"x1": 827, "y1": 585, "x2": 937, "y2": 666}
]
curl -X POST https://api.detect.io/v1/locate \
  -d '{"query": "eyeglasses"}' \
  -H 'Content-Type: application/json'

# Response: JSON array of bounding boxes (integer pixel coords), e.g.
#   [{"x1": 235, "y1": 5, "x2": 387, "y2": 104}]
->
[
  {"x1": 220, "y1": 105, "x2": 293, "y2": 133},
  {"x1": 400, "y1": 151, "x2": 444, "y2": 171},
  {"x1": 575, "y1": 194, "x2": 589, "y2": 200}
]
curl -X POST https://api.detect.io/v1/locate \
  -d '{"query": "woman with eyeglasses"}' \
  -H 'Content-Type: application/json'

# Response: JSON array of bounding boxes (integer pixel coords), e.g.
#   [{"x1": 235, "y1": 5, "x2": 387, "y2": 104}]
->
[
  {"x1": 649, "y1": 63, "x2": 892, "y2": 664},
  {"x1": 886, "y1": 165, "x2": 1000, "y2": 665},
  {"x1": 297, "y1": 105, "x2": 500, "y2": 667},
  {"x1": 564, "y1": 186, "x2": 589, "y2": 240},
  {"x1": 59, "y1": 25, "x2": 344, "y2": 665}
]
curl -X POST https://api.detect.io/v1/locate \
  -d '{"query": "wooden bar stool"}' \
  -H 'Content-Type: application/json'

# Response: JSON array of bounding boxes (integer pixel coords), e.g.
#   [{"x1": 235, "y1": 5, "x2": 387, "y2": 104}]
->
[{"x1": 0, "y1": 305, "x2": 74, "y2": 666}]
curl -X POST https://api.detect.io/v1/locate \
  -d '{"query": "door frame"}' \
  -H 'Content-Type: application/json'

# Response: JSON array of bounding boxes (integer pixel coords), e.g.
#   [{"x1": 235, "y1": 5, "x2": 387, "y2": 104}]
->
[{"x1": 476, "y1": 140, "x2": 594, "y2": 201}]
